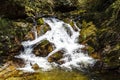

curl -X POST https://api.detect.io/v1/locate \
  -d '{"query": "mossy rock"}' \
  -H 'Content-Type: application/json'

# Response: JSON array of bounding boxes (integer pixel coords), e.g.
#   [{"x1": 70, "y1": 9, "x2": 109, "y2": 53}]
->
[
  {"x1": 33, "y1": 40, "x2": 53, "y2": 57},
  {"x1": 0, "y1": 18, "x2": 31, "y2": 58},
  {"x1": 48, "y1": 51, "x2": 64, "y2": 63},
  {"x1": 63, "y1": 18, "x2": 80, "y2": 31},
  {"x1": 80, "y1": 20, "x2": 97, "y2": 43},
  {"x1": 37, "y1": 18, "x2": 44, "y2": 25},
  {"x1": 24, "y1": 20, "x2": 50, "y2": 40},
  {"x1": 36, "y1": 20, "x2": 51, "y2": 36}
]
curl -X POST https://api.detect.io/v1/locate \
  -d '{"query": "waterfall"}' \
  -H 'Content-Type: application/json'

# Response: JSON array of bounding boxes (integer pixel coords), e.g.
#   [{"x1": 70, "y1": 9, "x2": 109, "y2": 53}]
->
[{"x1": 16, "y1": 18, "x2": 95, "y2": 72}]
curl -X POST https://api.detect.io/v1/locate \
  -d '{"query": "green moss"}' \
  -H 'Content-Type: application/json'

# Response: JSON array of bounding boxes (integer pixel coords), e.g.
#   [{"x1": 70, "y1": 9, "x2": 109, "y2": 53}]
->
[
  {"x1": 42, "y1": 25, "x2": 50, "y2": 33},
  {"x1": 0, "y1": 18, "x2": 9, "y2": 27},
  {"x1": 6, "y1": 70, "x2": 88, "y2": 80},
  {"x1": 80, "y1": 20, "x2": 97, "y2": 42},
  {"x1": 52, "y1": 52, "x2": 63, "y2": 58},
  {"x1": 87, "y1": 46, "x2": 95, "y2": 54},
  {"x1": 48, "y1": 51, "x2": 63, "y2": 62},
  {"x1": 33, "y1": 40, "x2": 53, "y2": 57},
  {"x1": 70, "y1": 10, "x2": 86, "y2": 15},
  {"x1": 0, "y1": 17, "x2": 32, "y2": 57},
  {"x1": 40, "y1": 40, "x2": 50, "y2": 47},
  {"x1": 37, "y1": 18, "x2": 44, "y2": 25}
]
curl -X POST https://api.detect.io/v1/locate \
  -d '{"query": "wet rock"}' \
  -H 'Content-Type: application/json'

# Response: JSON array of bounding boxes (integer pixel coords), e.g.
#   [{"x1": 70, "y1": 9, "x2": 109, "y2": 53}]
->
[
  {"x1": 11, "y1": 58, "x2": 25, "y2": 68},
  {"x1": 0, "y1": 61, "x2": 19, "y2": 79},
  {"x1": 64, "y1": 18, "x2": 79, "y2": 31},
  {"x1": 24, "y1": 21, "x2": 50, "y2": 40},
  {"x1": 48, "y1": 51, "x2": 64, "y2": 63},
  {"x1": 33, "y1": 40, "x2": 53, "y2": 57},
  {"x1": 8, "y1": 44, "x2": 24, "y2": 56},
  {"x1": 32, "y1": 64, "x2": 39, "y2": 70},
  {"x1": 36, "y1": 24, "x2": 51, "y2": 36},
  {"x1": 0, "y1": 61, "x2": 33, "y2": 80},
  {"x1": 24, "y1": 31, "x2": 35, "y2": 40}
]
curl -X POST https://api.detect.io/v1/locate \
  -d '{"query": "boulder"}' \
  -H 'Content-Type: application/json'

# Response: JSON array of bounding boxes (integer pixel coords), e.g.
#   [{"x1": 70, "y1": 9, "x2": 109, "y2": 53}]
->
[
  {"x1": 24, "y1": 18, "x2": 50, "y2": 40},
  {"x1": 48, "y1": 51, "x2": 64, "y2": 64},
  {"x1": 33, "y1": 40, "x2": 53, "y2": 57}
]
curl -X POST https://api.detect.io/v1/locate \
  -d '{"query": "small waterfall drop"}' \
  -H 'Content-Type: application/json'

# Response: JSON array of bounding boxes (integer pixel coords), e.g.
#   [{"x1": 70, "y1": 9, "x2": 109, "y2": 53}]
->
[{"x1": 16, "y1": 18, "x2": 95, "y2": 72}]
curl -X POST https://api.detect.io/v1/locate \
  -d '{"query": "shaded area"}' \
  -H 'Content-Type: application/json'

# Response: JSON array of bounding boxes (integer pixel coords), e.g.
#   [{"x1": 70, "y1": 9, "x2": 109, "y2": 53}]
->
[
  {"x1": 0, "y1": 0, "x2": 27, "y2": 19},
  {"x1": 54, "y1": 6, "x2": 77, "y2": 12}
]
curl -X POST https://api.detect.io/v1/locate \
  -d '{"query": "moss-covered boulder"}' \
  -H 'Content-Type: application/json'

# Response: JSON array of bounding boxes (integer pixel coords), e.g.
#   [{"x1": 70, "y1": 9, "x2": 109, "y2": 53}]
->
[
  {"x1": 48, "y1": 51, "x2": 64, "y2": 64},
  {"x1": 24, "y1": 18, "x2": 50, "y2": 40},
  {"x1": 33, "y1": 40, "x2": 53, "y2": 57}
]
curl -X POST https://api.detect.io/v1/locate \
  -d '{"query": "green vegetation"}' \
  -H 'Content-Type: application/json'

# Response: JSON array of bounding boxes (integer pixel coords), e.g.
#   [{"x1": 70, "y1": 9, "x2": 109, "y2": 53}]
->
[
  {"x1": 0, "y1": 0, "x2": 120, "y2": 79},
  {"x1": 4, "y1": 69, "x2": 88, "y2": 80}
]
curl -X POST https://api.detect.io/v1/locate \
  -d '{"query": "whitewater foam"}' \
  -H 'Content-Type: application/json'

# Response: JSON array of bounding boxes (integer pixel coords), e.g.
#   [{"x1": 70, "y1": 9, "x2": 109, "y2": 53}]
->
[{"x1": 16, "y1": 18, "x2": 95, "y2": 72}]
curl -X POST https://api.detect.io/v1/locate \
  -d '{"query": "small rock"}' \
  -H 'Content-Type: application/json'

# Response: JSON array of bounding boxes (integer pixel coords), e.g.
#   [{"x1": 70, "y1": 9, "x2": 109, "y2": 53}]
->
[{"x1": 32, "y1": 64, "x2": 39, "y2": 70}]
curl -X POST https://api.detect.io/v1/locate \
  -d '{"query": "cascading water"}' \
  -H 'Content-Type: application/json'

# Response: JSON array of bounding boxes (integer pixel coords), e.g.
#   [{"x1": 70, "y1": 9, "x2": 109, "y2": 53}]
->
[{"x1": 16, "y1": 18, "x2": 95, "y2": 72}]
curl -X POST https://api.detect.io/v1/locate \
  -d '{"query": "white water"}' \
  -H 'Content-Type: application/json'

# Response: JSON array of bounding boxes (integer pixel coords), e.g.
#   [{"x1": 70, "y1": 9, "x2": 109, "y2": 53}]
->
[{"x1": 16, "y1": 18, "x2": 95, "y2": 72}]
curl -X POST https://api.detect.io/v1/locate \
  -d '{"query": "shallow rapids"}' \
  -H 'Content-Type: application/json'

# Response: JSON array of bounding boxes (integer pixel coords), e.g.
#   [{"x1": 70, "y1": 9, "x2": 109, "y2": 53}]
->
[{"x1": 16, "y1": 18, "x2": 95, "y2": 72}]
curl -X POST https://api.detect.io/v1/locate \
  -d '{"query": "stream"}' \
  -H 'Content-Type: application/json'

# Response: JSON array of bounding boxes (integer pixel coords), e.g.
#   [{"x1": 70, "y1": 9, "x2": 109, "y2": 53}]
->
[
  {"x1": 0, "y1": 18, "x2": 119, "y2": 80},
  {"x1": 16, "y1": 17, "x2": 95, "y2": 72}
]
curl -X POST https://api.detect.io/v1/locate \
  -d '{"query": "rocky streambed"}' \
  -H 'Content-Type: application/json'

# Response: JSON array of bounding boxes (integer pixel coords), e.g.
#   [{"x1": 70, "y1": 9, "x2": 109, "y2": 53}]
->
[{"x1": 0, "y1": 0, "x2": 120, "y2": 80}]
